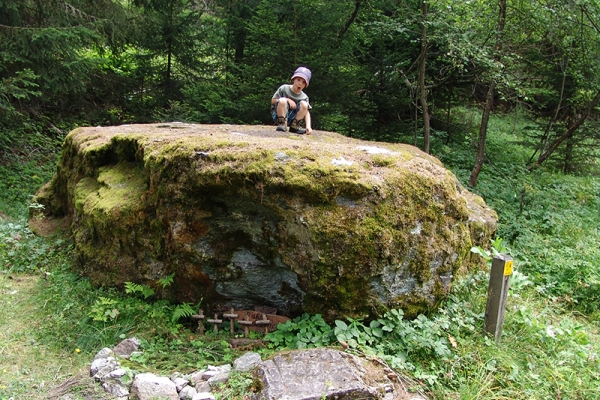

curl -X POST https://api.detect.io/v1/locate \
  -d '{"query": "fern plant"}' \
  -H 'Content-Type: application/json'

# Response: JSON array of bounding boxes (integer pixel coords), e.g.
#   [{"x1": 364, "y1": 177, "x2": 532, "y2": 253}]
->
[
  {"x1": 124, "y1": 281, "x2": 155, "y2": 299},
  {"x1": 171, "y1": 302, "x2": 196, "y2": 323}
]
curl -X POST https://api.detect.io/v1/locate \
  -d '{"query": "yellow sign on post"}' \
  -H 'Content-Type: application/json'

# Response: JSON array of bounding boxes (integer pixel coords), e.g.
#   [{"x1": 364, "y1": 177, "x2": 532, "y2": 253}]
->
[{"x1": 504, "y1": 260, "x2": 513, "y2": 276}]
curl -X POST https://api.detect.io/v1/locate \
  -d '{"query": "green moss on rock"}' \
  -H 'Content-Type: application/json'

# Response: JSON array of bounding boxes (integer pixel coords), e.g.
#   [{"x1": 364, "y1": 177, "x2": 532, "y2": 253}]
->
[{"x1": 31, "y1": 123, "x2": 497, "y2": 320}]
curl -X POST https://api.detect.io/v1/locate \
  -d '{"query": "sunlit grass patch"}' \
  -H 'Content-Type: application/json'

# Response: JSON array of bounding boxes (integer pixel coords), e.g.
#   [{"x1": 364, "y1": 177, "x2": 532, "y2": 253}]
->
[{"x1": 0, "y1": 274, "x2": 88, "y2": 399}]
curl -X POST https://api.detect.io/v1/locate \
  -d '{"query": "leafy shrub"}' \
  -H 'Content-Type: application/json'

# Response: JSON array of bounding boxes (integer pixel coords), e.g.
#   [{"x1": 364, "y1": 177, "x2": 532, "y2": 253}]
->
[
  {"x1": 264, "y1": 313, "x2": 334, "y2": 349},
  {"x1": 0, "y1": 222, "x2": 68, "y2": 273}
]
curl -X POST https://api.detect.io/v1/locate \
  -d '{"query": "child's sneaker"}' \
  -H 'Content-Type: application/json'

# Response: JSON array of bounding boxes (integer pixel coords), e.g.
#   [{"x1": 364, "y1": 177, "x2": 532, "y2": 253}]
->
[
  {"x1": 289, "y1": 119, "x2": 306, "y2": 134},
  {"x1": 275, "y1": 116, "x2": 287, "y2": 132}
]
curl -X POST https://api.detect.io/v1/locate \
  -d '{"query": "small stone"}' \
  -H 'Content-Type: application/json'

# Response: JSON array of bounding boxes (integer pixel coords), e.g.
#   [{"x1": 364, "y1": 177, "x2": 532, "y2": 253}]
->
[
  {"x1": 195, "y1": 381, "x2": 212, "y2": 393},
  {"x1": 90, "y1": 357, "x2": 118, "y2": 378},
  {"x1": 102, "y1": 380, "x2": 130, "y2": 397},
  {"x1": 385, "y1": 384, "x2": 395, "y2": 392},
  {"x1": 191, "y1": 392, "x2": 215, "y2": 400},
  {"x1": 207, "y1": 372, "x2": 230, "y2": 388},
  {"x1": 218, "y1": 364, "x2": 232, "y2": 373},
  {"x1": 201, "y1": 369, "x2": 220, "y2": 380},
  {"x1": 190, "y1": 369, "x2": 207, "y2": 387},
  {"x1": 113, "y1": 337, "x2": 141, "y2": 359},
  {"x1": 93, "y1": 347, "x2": 114, "y2": 361},
  {"x1": 109, "y1": 368, "x2": 127, "y2": 378},
  {"x1": 179, "y1": 385, "x2": 197, "y2": 400},
  {"x1": 172, "y1": 376, "x2": 189, "y2": 392},
  {"x1": 130, "y1": 372, "x2": 179, "y2": 400},
  {"x1": 233, "y1": 352, "x2": 261, "y2": 372}
]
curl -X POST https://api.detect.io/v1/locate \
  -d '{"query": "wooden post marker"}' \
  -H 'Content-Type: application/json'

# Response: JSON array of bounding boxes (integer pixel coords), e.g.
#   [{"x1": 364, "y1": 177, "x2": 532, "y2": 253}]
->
[
  {"x1": 484, "y1": 254, "x2": 513, "y2": 341},
  {"x1": 191, "y1": 309, "x2": 205, "y2": 335},
  {"x1": 207, "y1": 313, "x2": 223, "y2": 334},
  {"x1": 223, "y1": 308, "x2": 239, "y2": 336},
  {"x1": 238, "y1": 315, "x2": 253, "y2": 338},
  {"x1": 255, "y1": 314, "x2": 271, "y2": 335}
]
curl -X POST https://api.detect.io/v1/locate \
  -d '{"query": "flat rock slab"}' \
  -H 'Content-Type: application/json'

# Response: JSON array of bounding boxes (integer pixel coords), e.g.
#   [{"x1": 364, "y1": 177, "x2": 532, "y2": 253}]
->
[{"x1": 252, "y1": 348, "x2": 396, "y2": 400}]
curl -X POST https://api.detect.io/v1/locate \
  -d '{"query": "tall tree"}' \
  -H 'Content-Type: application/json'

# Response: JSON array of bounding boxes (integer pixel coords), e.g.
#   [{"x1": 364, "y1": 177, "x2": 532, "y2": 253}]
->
[
  {"x1": 525, "y1": 2, "x2": 600, "y2": 171},
  {"x1": 469, "y1": 0, "x2": 506, "y2": 187},
  {"x1": 418, "y1": 0, "x2": 431, "y2": 153},
  {"x1": 528, "y1": 90, "x2": 600, "y2": 170},
  {"x1": 131, "y1": 0, "x2": 210, "y2": 109},
  {"x1": 0, "y1": 0, "x2": 130, "y2": 149}
]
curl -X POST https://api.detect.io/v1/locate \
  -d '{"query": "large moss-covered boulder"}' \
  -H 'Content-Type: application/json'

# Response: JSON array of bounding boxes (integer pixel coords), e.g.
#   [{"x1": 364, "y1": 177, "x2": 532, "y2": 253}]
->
[{"x1": 33, "y1": 123, "x2": 497, "y2": 320}]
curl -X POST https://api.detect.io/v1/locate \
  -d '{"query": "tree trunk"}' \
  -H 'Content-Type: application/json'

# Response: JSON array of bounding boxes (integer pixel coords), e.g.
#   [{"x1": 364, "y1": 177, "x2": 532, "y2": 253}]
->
[
  {"x1": 563, "y1": 133, "x2": 575, "y2": 173},
  {"x1": 527, "y1": 63, "x2": 568, "y2": 165},
  {"x1": 469, "y1": 82, "x2": 495, "y2": 187},
  {"x1": 165, "y1": 0, "x2": 174, "y2": 103},
  {"x1": 419, "y1": 0, "x2": 430, "y2": 154},
  {"x1": 528, "y1": 90, "x2": 600, "y2": 170},
  {"x1": 445, "y1": 87, "x2": 453, "y2": 144},
  {"x1": 469, "y1": 0, "x2": 506, "y2": 187},
  {"x1": 338, "y1": 0, "x2": 363, "y2": 39}
]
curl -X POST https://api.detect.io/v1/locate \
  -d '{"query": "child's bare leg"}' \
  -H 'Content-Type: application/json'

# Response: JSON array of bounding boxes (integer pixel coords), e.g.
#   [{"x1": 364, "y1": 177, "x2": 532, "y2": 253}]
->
[
  {"x1": 289, "y1": 101, "x2": 309, "y2": 134},
  {"x1": 295, "y1": 101, "x2": 309, "y2": 120},
  {"x1": 276, "y1": 99, "x2": 289, "y2": 117},
  {"x1": 275, "y1": 99, "x2": 288, "y2": 131}
]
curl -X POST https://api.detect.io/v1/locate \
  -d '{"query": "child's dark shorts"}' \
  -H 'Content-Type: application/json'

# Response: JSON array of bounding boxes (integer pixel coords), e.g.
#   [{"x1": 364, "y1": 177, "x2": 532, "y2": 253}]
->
[{"x1": 271, "y1": 99, "x2": 300, "y2": 124}]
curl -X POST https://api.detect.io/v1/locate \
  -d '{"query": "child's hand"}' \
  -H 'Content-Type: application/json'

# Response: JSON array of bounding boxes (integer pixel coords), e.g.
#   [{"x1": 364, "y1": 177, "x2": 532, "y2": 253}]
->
[{"x1": 288, "y1": 99, "x2": 297, "y2": 109}]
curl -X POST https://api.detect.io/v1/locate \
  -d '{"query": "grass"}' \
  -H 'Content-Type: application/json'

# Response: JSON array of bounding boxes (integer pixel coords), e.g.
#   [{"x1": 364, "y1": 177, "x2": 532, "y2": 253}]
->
[
  {"x1": 0, "y1": 273, "x2": 90, "y2": 399},
  {"x1": 1, "y1": 109, "x2": 600, "y2": 399}
]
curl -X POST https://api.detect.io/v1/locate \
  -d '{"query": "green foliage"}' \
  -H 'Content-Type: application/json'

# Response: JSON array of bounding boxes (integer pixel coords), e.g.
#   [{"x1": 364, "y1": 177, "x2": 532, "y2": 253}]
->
[
  {"x1": 122, "y1": 280, "x2": 201, "y2": 328},
  {"x1": 264, "y1": 313, "x2": 334, "y2": 349},
  {"x1": 124, "y1": 275, "x2": 198, "y2": 323},
  {"x1": 126, "y1": 335, "x2": 237, "y2": 373},
  {"x1": 0, "y1": 69, "x2": 41, "y2": 149},
  {"x1": 124, "y1": 281, "x2": 156, "y2": 299},
  {"x1": 470, "y1": 237, "x2": 508, "y2": 262},
  {"x1": 157, "y1": 273, "x2": 175, "y2": 288},
  {"x1": 171, "y1": 302, "x2": 196, "y2": 323},
  {"x1": 442, "y1": 110, "x2": 600, "y2": 315},
  {"x1": 211, "y1": 370, "x2": 255, "y2": 400},
  {"x1": 0, "y1": 153, "x2": 59, "y2": 218},
  {"x1": 0, "y1": 222, "x2": 66, "y2": 273},
  {"x1": 89, "y1": 296, "x2": 120, "y2": 322},
  {"x1": 333, "y1": 302, "x2": 476, "y2": 380}
]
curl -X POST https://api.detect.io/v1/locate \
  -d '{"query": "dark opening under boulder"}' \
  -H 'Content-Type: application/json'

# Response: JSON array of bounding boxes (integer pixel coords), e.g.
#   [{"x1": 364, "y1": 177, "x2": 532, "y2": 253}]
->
[{"x1": 33, "y1": 123, "x2": 497, "y2": 320}]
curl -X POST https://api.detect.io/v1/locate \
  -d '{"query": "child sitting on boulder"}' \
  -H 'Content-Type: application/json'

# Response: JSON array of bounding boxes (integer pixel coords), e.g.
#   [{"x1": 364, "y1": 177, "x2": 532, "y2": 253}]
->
[{"x1": 271, "y1": 67, "x2": 313, "y2": 134}]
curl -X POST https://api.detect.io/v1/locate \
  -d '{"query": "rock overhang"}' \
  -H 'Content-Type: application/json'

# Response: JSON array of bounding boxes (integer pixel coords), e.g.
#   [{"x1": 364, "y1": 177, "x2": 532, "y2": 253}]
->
[{"x1": 33, "y1": 123, "x2": 497, "y2": 320}]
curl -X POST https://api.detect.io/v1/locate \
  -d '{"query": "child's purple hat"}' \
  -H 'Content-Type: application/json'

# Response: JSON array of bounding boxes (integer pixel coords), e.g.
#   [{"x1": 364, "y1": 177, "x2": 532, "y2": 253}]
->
[{"x1": 291, "y1": 67, "x2": 312, "y2": 87}]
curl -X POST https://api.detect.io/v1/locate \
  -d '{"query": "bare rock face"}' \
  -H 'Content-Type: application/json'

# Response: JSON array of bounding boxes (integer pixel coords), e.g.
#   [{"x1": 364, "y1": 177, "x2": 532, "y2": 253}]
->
[{"x1": 33, "y1": 123, "x2": 496, "y2": 319}]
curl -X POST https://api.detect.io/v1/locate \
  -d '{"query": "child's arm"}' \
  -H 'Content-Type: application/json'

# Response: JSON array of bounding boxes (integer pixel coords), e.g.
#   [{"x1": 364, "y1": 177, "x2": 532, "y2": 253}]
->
[{"x1": 305, "y1": 110, "x2": 312, "y2": 134}]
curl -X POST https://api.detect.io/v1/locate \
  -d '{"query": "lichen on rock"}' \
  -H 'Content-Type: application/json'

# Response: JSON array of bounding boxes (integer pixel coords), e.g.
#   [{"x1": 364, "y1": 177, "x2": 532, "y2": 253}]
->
[{"x1": 33, "y1": 123, "x2": 497, "y2": 320}]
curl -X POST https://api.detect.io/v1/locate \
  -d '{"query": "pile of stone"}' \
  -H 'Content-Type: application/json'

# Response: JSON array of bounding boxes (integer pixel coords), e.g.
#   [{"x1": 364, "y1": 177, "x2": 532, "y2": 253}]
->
[
  {"x1": 90, "y1": 337, "x2": 260, "y2": 400},
  {"x1": 90, "y1": 337, "x2": 427, "y2": 400}
]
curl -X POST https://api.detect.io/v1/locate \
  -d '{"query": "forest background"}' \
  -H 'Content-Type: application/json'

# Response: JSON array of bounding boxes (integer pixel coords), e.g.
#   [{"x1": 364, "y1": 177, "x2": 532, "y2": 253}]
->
[
  {"x1": 2, "y1": 0, "x2": 600, "y2": 178},
  {"x1": 1, "y1": 0, "x2": 600, "y2": 399}
]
